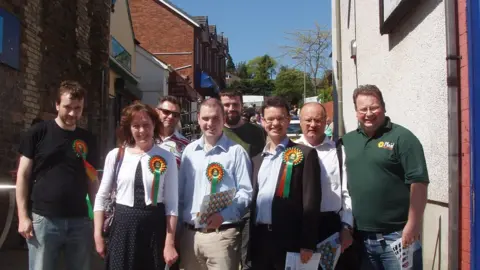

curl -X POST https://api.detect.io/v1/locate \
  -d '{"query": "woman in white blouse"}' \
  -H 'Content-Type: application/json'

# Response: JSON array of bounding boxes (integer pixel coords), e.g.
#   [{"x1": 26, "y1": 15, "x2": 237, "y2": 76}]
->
[{"x1": 93, "y1": 102, "x2": 179, "y2": 270}]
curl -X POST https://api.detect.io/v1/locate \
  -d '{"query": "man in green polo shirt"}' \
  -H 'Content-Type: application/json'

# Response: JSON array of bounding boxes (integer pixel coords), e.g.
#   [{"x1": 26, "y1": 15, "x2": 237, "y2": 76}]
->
[{"x1": 341, "y1": 84, "x2": 428, "y2": 270}]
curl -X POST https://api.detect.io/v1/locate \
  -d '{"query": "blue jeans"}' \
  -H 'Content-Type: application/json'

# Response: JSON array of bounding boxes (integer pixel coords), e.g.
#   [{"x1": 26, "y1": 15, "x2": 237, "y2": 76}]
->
[
  {"x1": 27, "y1": 213, "x2": 93, "y2": 270},
  {"x1": 360, "y1": 231, "x2": 422, "y2": 270}
]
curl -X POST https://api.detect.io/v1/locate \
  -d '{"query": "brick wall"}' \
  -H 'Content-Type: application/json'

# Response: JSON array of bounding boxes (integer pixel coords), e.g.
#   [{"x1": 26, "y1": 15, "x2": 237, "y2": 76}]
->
[
  {"x1": 458, "y1": 0, "x2": 471, "y2": 268},
  {"x1": 129, "y1": 0, "x2": 195, "y2": 87},
  {"x1": 0, "y1": 0, "x2": 110, "y2": 249}
]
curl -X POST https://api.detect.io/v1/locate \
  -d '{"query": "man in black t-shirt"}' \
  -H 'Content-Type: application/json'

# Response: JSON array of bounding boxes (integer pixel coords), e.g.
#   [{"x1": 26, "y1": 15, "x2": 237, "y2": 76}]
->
[
  {"x1": 220, "y1": 90, "x2": 266, "y2": 270},
  {"x1": 16, "y1": 81, "x2": 99, "y2": 270}
]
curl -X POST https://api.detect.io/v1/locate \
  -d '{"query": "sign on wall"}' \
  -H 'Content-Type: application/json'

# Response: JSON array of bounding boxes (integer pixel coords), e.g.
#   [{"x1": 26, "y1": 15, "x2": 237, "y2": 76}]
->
[
  {"x1": 379, "y1": 0, "x2": 419, "y2": 35},
  {"x1": 0, "y1": 8, "x2": 20, "y2": 70}
]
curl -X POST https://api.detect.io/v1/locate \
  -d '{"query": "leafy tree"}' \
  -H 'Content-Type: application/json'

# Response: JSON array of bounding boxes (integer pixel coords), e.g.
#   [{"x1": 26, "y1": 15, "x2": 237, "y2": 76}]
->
[
  {"x1": 228, "y1": 79, "x2": 275, "y2": 96},
  {"x1": 236, "y1": 61, "x2": 251, "y2": 79},
  {"x1": 274, "y1": 68, "x2": 314, "y2": 102},
  {"x1": 226, "y1": 54, "x2": 236, "y2": 73},
  {"x1": 280, "y1": 23, "x2": 331, "y2": 91},
  {"x1": 247, "y1": 55, "x2": 277, "y2": 80},
  {"x1": 317, "y1": 69, "x2": 333, "y2": 102}
]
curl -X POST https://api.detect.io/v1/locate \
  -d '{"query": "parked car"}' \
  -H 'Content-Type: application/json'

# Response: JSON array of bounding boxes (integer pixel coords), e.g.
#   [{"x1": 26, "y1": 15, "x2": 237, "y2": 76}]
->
[{"x1": 287, "y1": 119, "x2": 301, "y2": 140}]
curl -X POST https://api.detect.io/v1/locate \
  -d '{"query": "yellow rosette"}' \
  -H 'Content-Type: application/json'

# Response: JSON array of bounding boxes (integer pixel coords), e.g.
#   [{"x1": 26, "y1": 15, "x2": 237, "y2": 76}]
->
[
  {"x1": 149, "y1": 156, "x2": 167, "y2": 206},
  {"x1": 277, "y1": 147, "x2": 304, "y2": 198},
  {"x1": 206, "y1": 162, "x2": 224, "y2": 194}
]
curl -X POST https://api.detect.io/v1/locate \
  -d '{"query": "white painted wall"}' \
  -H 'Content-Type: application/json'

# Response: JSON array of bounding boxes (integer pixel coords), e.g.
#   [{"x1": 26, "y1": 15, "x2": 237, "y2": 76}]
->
[
  {"x1": 332, "y1": 0, "x2": 449, "y2": 268},
  {"x1": 135, "y1": 45, "x2": 169, "y2": 107}
]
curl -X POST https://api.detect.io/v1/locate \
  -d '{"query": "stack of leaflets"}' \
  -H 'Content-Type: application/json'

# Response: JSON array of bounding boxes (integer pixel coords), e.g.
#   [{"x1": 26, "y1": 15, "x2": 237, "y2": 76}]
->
[
  {"x1": 316, "y1": 232, "x2": 342, "y2": 270},
  {"x1": 195, "y1": 188, "x2": 236, "y2": 227},
  {"x1": 390, "y1": 238, "x2": 415, "y2": 269}
]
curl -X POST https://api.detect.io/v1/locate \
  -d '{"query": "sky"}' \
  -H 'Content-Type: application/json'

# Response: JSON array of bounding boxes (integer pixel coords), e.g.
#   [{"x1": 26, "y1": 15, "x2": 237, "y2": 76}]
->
[{"x1": 169, "y1": 0, "x2": 332, "y2": 68}]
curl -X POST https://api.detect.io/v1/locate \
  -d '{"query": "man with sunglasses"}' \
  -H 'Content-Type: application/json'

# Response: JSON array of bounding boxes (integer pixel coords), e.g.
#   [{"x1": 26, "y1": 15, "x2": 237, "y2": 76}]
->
[
  {"x1": 155, "y1": 96, "x2": 189, "y2": 270},
  {"x1": 156, "y1": 96, "x2": 190, "y2": 169}
]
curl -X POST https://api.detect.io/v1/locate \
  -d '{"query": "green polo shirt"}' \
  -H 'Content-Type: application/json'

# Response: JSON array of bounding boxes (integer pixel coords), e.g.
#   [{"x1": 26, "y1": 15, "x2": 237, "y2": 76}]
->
[{"x1": 342, "y1": 117, "x2": 429, "y2": 233}]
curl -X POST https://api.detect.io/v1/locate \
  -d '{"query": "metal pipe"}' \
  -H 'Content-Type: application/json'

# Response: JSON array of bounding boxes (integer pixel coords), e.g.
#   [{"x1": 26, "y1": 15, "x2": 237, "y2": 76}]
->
[
  {"x1": 175, "y1": 65, "x2": 192, "y2": 71},
  {"x1": 444, "y1": 0, "x2": 461, "y2": 268},
  {"x1": 153, "y1": 52, "x2": 192, "y2": 55},
  {"x1": 334, "y1": 0, "x2": 344, "y2": 137}
]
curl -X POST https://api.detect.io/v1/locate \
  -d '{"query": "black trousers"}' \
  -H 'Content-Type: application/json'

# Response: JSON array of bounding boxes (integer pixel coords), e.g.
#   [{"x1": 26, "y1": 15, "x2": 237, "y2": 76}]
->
[{"x1": 250, "y1": 224, "x2": 287, "y2": 270}]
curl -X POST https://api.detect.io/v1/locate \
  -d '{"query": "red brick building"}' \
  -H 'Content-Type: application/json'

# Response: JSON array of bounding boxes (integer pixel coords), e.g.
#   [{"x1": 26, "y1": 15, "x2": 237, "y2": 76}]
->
[
  {"x1": 129, "y1": 0, "x2": 229, "y2": 103},
  {"x1": 0, "y1": 0, "x2": 111, "y2": 250}
]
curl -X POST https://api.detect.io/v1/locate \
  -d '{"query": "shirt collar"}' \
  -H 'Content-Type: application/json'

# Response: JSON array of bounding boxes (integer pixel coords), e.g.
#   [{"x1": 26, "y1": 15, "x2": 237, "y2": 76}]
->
[
  {"x1": 262, "y1": 137, "x2": 290, "y2": 156},
  {"x1": 297, "y1": 135, "x2": 333, "y2": 148},
  {"x1": 195, "y1": 133, "x2": 228, "y2": 152}
]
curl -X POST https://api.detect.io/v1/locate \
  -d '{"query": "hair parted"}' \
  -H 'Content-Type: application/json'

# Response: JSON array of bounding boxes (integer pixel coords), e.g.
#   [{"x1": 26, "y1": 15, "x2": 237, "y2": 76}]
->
[
  {"x1": 158, "y1": 95, "x2": 181, "y2": 111},
  {"x1": 199, "y1": 98, "x2": 225, "y2": 116},
  {"x1": 56, "y1": 80, "x2": 86, "y2": 103},
  {"x1": 261, "y1": 96, "x2": 290, "y2": 115},
  {"x1": 353, "y1": 84, "x2": 386, "y2": 110},
  {"x1": 116, "y1": 101, "x2": 162, "y2": 146},
  {"x1": 219, "y1": 89, "x2": 243, "y2": 103}
]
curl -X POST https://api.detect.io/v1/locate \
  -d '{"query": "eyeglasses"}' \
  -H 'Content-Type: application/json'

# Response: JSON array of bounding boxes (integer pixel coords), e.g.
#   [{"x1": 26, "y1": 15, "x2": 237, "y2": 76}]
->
[
  {"x1": 263, "y1": 117, "x2": 288, "y2": 125},
  {"x1": 357, "y1": 106, "x2": 381, "y2": 115},
  {"x1": 157, "y1": 108, "x2": 180, "y2": 118}
]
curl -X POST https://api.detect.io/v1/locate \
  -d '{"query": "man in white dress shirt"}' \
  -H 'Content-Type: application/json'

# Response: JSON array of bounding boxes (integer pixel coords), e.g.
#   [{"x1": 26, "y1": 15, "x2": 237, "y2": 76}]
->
[{"x1": 296, "y1": 102, "x2": 355, "y2": 268}]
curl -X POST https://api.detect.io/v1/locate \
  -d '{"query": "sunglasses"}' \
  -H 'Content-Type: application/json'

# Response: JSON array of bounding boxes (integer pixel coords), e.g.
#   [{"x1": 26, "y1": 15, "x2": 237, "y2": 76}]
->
[{"x1": 157, "y1": 108, "x2": 180, "y2": 118}]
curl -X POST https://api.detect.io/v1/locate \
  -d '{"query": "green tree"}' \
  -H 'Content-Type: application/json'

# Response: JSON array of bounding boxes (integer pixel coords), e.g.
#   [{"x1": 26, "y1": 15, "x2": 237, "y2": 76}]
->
[
  {"x1": 280, "y1": 23, "x2": 331, "y2": 92},
  {"x1": 317, "y1": 69, "x2": 333, "y2": 102},
  {"x1": 228, "y1": 79, "x2": 274, "y2": 96},
  {"x1": 274, "y1": 68, "x2": 314, "y2": 102},
  {"x1": 247, "y1": 55, "x2": 278, "y2": 80},
  {"x1": 226, "y1": 54, "x2": 236, "y2": 73},
  {"x1": 236, "y1": 61, "x2": 251, "y2": 79}
]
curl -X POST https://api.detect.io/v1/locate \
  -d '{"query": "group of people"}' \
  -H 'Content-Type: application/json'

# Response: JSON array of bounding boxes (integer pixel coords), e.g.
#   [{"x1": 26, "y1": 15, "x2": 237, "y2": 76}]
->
[{"x1": 15, "y1": 81, "x2": 428, "y2": 270}]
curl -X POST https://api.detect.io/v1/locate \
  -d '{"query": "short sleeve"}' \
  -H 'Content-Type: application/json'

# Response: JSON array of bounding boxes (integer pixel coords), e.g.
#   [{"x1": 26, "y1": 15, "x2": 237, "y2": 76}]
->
[
  {"x1": 398, "y1": 131, "x2": 430, "y2": 184},
  {"x1": 18, "y1": 123, "x2": 44, "y2": 159}
]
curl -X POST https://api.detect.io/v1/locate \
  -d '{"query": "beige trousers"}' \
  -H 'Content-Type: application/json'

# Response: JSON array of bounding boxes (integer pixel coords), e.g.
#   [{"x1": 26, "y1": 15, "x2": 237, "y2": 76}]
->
[{"x1": 180, "y1": 227, "x2": 241, "y2": 270}]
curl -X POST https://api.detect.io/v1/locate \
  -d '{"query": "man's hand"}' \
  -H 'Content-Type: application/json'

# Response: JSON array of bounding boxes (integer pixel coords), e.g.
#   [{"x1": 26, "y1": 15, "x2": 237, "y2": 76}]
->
[
  {"x1": 18, "y1": 217, "x2": 34, "y2": 239},
  {"x1": 300, "y1": 249, "x2": 313, "y2": 264},
  {"x1": 340, "y1": 228, "x2": 353, "y2": 252},
  {"x1": 164, "y1": 243, "x2": 179, "y2": 266},
  {"x1": 206, "y1": 213, "x2": 224, "y2": 229},
  {"x1": 402, "y1": 220, "x2": 421, "y2": 247}
]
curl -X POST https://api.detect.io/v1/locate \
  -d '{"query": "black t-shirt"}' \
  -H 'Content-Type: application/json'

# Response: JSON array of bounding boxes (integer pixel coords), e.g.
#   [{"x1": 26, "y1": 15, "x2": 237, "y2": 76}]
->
[
  {"x1": 18, "y1": 120, "x2": 98, "y2": 218},
  {"x1": 223, "y1": 122, "x2": 267, "y2": 158}
]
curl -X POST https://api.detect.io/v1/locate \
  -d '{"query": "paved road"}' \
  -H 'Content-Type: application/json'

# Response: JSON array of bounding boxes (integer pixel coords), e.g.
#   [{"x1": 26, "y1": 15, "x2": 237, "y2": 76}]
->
[{"x1": 0, "y1": 249, "x2": 105, "y2": 270}]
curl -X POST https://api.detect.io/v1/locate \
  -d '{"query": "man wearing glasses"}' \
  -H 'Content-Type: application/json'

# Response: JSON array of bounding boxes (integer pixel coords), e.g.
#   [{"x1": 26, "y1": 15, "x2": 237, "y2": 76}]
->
[
  {"x1": 341, "y1": 85, "x2": 428, "y2": 269},
  {"x1": 156, "y1": 96, "x2": 190, "y2": 169},
  {"x1": 155, "y1": 96, "x2": 189, "y2": 270}
]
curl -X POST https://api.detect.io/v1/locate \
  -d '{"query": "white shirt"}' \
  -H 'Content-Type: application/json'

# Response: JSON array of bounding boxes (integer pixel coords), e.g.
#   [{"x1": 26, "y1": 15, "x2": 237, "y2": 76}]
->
[
  {"x1": 296, "y1": 135, "x2": 353, "y2": 226},
  {"x1": 94, "y1": 145, "x2": 178, "y2": 216}
]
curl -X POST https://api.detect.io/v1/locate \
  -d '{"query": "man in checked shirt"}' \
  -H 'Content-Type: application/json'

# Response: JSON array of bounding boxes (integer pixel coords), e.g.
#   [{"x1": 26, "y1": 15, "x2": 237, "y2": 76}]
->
[{"x1": 155, "y1": 96, "x2": 189, "y2": 270}]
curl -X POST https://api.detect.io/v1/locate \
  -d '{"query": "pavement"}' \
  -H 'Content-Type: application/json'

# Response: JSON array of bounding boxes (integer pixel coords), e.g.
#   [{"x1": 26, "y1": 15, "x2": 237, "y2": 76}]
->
[{"x1": 0, "y1": 249, "x2": 105, "y2": 270}]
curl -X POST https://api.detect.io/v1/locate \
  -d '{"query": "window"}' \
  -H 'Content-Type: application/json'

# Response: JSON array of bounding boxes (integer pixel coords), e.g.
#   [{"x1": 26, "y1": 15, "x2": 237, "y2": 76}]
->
[
  {"x1": 111, "y1": 36, "x2": 131, "y2": 70},
  {"x1": 0, "y1": 8, "x2": 20, "y2": 70}
]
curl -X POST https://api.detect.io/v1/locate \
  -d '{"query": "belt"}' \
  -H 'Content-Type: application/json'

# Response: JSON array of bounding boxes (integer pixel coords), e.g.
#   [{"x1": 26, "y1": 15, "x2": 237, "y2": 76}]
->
[
  {"x1": 184, "y1": 222, "x2": 241, "y2": 233},
  {"x1": 256, "y1": 223, "x2": 273, "y2": 232}
]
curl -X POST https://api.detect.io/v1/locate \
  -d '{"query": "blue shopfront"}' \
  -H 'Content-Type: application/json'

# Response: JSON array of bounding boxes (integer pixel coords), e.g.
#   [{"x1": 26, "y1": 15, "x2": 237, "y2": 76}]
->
[{"x1": 469, "y1": 0, "x2": 480, "y2": 268}]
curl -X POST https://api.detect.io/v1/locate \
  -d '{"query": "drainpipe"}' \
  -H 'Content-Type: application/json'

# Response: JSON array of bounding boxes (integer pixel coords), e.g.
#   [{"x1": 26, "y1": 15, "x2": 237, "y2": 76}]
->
[
  {"x1": 444, "y1": 0, "x2": 460, "y2": 268},
  {"x1": 334, "y1": 0, "x2": 344, "y2": 138}
]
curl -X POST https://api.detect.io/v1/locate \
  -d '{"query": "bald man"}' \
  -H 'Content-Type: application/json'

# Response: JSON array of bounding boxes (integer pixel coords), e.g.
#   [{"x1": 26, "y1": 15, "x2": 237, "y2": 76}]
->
[{"x1": 296, "y1": 103, "x2": 355, "y2": 269}]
